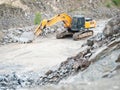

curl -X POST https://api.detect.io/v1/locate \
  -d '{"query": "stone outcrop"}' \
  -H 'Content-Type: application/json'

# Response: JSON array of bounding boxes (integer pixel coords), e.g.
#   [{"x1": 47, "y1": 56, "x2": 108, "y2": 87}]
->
[{"x1": 103, "y1": 15, "x2": 120, "y2": 37}]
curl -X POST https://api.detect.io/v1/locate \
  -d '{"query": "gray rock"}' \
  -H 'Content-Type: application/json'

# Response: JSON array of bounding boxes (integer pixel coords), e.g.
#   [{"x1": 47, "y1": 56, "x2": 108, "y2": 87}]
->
[
  {"x1": 87, "y1": 39, "x2": 94, "y2": 46},
  {"x1": 1, "y1": 26, "x2": 35, "y2": 44},
  {"x1": 103, "y1": 16, "x2": 120, "y2": 37},
  {"x1": 116, "y1": 55, "x2": 120, "y2": 62}
]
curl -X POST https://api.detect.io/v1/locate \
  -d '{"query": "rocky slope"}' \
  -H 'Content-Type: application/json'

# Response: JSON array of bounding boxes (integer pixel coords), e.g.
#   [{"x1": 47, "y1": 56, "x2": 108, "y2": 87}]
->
[
  {"x1": 0, "y1": 0, "x2": 120, "y2": 30},
  {"x1": 0, "y1": 0, "x2": 120, "y2": 90},
  {"x1": 0, "y1": 14, "x2": 120, "y2": 90}
]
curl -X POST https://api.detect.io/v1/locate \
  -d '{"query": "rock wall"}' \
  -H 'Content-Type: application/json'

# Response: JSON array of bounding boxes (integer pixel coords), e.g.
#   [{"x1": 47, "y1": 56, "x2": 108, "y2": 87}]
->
[
  {"x1": 0, "y1": 4, "x2": 34, "y2": 30},
  {"x1": 103, "y1": 15, "x2": 120, "y2": 37},
  {"x1": 0, "y1": 0, "x2": 120, "y2": 30}
]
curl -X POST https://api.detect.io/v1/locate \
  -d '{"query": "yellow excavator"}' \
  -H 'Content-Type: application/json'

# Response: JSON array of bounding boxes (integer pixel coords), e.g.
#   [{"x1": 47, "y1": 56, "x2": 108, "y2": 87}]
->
[{"x1": 34, "y1": 13, "x2": 96, "y2": 40}]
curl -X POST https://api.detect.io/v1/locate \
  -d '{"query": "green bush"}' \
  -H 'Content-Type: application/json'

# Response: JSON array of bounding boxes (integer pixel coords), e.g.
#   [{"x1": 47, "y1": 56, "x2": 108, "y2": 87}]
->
[
  {"x1": 112, "y1": 0, "x2": 120, "y2": 6},
  {"x1": 34, "y1": 12, "x2": 41, "y2": 25},
  {"x1": 106, "y1": 3, "x2": 111, "y2": 8}
]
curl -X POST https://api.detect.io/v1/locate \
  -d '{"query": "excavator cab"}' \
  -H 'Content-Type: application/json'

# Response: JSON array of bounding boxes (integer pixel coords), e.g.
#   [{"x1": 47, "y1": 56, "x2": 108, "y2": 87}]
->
[{"x1": 71, "y1": 16, "x2": 85, "y2": 32}]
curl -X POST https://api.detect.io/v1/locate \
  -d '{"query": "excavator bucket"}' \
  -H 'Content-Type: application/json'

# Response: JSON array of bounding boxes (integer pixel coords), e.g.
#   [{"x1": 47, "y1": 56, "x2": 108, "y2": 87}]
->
[
  {"x1": 34, "y1": 24, "x2": 43, "y2": 36},
  {"x1": 34, "y1": 19, "x2": 48, "y2": 36}
]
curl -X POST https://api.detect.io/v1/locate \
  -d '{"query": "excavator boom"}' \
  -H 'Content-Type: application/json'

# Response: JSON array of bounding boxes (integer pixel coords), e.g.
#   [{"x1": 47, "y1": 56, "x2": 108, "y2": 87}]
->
[{"x1": 34, "y1": 13, "x2": 72, "y2": 36}]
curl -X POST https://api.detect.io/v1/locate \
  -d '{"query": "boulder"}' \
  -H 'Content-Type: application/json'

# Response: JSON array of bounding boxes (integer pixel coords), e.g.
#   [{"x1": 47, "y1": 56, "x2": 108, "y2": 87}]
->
[{"x1": 103, "y1": 15, "x2": 120, "y2": 37}]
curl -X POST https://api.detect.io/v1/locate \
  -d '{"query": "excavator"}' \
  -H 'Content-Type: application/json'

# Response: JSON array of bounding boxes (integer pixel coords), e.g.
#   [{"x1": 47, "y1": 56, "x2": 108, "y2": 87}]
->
[{"x1": 34, "y1": 13, "x2": 96, "y2": 40}]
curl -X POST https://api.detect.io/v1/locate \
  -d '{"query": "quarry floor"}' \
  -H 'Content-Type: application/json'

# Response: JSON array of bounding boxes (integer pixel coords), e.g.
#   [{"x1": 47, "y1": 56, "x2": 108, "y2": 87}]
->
[{"x1": 0, "y1": 20, "x2": 106, "y2": 74}]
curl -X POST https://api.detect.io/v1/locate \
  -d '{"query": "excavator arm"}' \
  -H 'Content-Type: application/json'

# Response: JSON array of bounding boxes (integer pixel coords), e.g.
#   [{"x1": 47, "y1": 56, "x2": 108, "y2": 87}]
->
[{"x1": 34, "y1": 13, "x2": 72, "y2": 36}]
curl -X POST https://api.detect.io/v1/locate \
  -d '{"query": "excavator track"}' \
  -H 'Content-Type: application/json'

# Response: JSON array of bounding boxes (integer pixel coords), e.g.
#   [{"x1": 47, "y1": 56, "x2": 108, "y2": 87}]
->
[
  {"x1": 56, "y1": 31, "x2": 73, "y2": 39},
  {"x1": 73, "y1": 30, "x2": 93, "y2": 40}
]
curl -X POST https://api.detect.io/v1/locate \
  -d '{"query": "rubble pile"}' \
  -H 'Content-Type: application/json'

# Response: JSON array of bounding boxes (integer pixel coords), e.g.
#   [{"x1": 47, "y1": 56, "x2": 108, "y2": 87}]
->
[
  {"x1": 87, "y1": 15, "x2": 120, "y2": 49},
  {"x1": 36, "y1": 48, "x2": 91, "y2": 85},
  {"x1": 0, "y1": 47, "x2": 91, "y2": 89},
  {"x1": 0, "y1": 25, "x2": 65, "y2": 45},
  {"x1": 1, "y1": 26, "x2": 35, "y2": 44}
]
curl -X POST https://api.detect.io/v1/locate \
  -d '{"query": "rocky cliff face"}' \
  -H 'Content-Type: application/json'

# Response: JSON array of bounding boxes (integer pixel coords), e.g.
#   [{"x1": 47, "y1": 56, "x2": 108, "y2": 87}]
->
[{"x1": 0, "y1": 0, "x2": 120, "y2": 30}]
